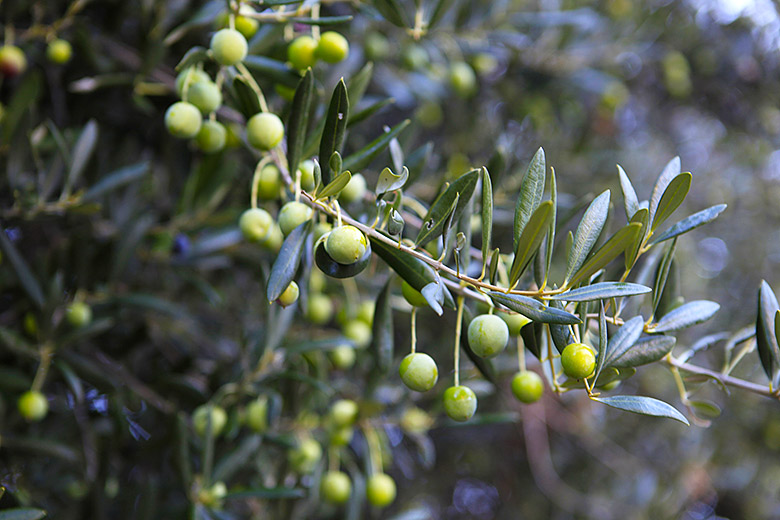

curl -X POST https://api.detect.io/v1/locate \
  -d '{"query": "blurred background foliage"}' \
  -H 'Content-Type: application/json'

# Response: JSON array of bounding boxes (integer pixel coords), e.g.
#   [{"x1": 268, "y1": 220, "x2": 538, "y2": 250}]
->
[{"x1": 1, "y1": 0, "x2": 780, "y2": 519}]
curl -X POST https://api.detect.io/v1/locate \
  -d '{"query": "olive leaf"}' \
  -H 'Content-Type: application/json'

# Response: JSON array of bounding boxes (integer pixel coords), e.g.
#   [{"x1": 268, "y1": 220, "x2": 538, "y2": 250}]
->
[
  {"x1": 756, "y1": 280, "x2": 780, "y2": 382},
  {"x1": 548, "y1": 282, "x2": 651, "y2": 302},
  {"x1": 371, "y1": 279, "x2": 394, "y2": 374},
  {"x1": 480, "y1": 167, "x2": 493, "y2": 277},
  {"x1": 415, "y1": 169, "x2": 479, "y2": 247},
  {"x1": 648, "y1": 156, "x2": 681, "y2": 228},
  {"x1": 489, "y1": 292, "x2": 580, "y2": 325},
  {"x1": 593, "y1": 301, "x2": 608, "y2": 383},
  {"x1": 650, "y1": 204, "x2": 727, "y2": 245},
  {"x1": 617, "y1": 164, "x2": 639, "y2": 220},
  {"x1": 651, "y1": 300, "x2": 720, "y2": 333},
  {"x1": 544, "y1": 168, "x2": 557, "y2": 284},
  {"x1": 564, "y1": 189, "x2": 610, "y2": 286},
  {"x1": 316, "y1": 170, "x2": 352, "y2": 200},
  {"x1": 266, "y1": 221, "x2": 311, "y2": 302},
  {"x1": 286, "y1": 69, "x2": 314, "y2": 180},
  {"x1": 609, "y1": 335, "x2": 676, "y2": 368},
  {"x1": 342, "y1": 119, "x2": 410, "y2": 172},
  {"x1": 600, "y1": 315, "x2": 645, "y2": 368},
  {"x1": 509, "y1": 200, "x2": 553, "y2": 286},
  {"x1": 319, "y1": 79, "x2": 349, "y2": 185},
  {"x1": 650, "y1": 172, "x2": 691, "y2": 232},
  {"x1": 513, "y1": 147, "x2": 546, "y2": 250},
  {"x1": 566, "y1": 222, "x2": 643, "y2": 288},
  {"x1": 592, "y1": 395, "x2": 689, "y2": 425},
  {"x1": 376, "y1": 166, "x2": 409, "y2": 197}
]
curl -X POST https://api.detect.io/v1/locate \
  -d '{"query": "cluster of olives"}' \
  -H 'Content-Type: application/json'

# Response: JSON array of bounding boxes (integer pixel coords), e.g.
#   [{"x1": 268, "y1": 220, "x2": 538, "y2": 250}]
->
[
  {"x1": 0, "y1": 37, "x2": 72, "y2": 80},
  {"x1": 287, "y1": 31, "x2": 350, "y2": 71}
]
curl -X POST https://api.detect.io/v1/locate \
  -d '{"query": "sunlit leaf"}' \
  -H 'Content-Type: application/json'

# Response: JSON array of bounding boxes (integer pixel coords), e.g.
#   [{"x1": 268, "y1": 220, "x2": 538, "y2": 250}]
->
[
  {"x1": 513, "y1": 147, "x2": 546, "y2": 250},
  {"x1": 651, "y1": 300, "x2": 720, "y2": 333},
  {"x1": 651, "y1": 172, "x2": 691, "y2": 231},
  {"x1": 617, "y1": 164, "x2": 639, "y2": 220},
  {"x1": 266, "y1": 221, "x2": 310, "y2": 302},
  {"x1": 489, "y1": 292, "x2": 580, "y2": 325},
  {"x1": 592, "y1": 395, "x2": 689, "y2": 425},
  {"x1": 565, "y1": 189, "x2": 610, "y2": 285},
  {"x1": 650, "y1": 204, "x2": 727, "y2": 245},
  {"x1": 415, "y1": 169, "x2": 479, "y2": 247}
]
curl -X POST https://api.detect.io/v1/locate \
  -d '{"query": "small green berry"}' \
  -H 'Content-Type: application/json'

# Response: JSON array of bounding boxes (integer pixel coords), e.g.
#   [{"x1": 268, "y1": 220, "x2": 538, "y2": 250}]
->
[
  {"x1": 18, "y1": 390, "x2": 48, "y2": 421},
  {"x1": 210, "y1": 28, "x2": 248, "y2": 66},
  {"x1": 235, "y1": 15, "x2": 259, "y2": 39},
  {"x1": 260, "y1": 223, "x2": 283, "y2": 252},
  {"x1": 23, "y1": 312, "x2": 38, "y2": 338},
  {"x1": 195, "y1": 120, "x2": 227, "y2": 153},
  {"x1": 66, "y1": 301, "x2": 92, "y2": 328},
  {"x1": 192, "y1": 405, "x2": 228, "y2": 437},
  {"x1": 239, "y1": 208, "x2": 273, "y2": 242},
  {"x1": 330, "y1": 399, "x2": 359, "y2": 427},
  {"x1": 357, "y1": 301, "x2": 375, "y2": 326},
  {"x1": 343, "y1": 319, "x2": 372, "y2": 348},
  {"x1": 246, "y1": 396, "x2": 268, "y2": 432},
  {"x1": 277, "y1": 281, "x2": 300, "y2": 307},
  {"x1": 401, "y1": 45, "x2": 428, "y2": 70},
  {"x1": 400, "y1": 406, "x2": 433, "y2": 434},
  {"x1": 278, "y1": 201, "x2": 313, "y2": 236},
  {"x1": 398, "y1": 352, "x2": 438, "y2": 392},
  {"x1": 320, "y1": 471, "x2": 351, "y2": 504},
  {"x1": 401, "y1": 280, "x2": 428, "y2": 307},
  {"x1": 288, "y1": 437, "x2": 322, "y2": 474},
  {"x1": 364, "y1": 33, "x2": 390, "y2": 61},
  {"x1": 449, "y1": 61, "x2": 477, "y2": 98},
  {"x1": 511, "y1": 371, "x2": 544, "y2": 403},
  {"x1": 442, "y1": 385, "x2": 477, "y2": 422},
  {"x1": 187, "y1": 81, "x2": 222, "y2": 114},
  {"x1": 366, "y1": 473, "x2": 396, "y2": 508},
  {"x1": 176, "y1": 68, "x2": 211, "y2": 98},
  {"x1": 329, "y1": 425, "x2": 354, "y2": 447},
  {"x1": 247, "y1": 112, "x2": 284, "y2": 151},
  {"x1": 307, "y1": 293, "x2": 334, "y2": 325},
  {"x1": 339, "y1": 173, "x2": 366, "y2": 203},
  {"x1": 47, "y1": 39, "x2": 72, "y2": 64},
  {"x1": 329, "y1": 345, "x2": 356, "y2": 370},
  {"x1": 316, "y1": 32, "x2": 349, "y2": 64},
  {"x1": 0, "y1": 45, "x2": 27, "y2": 78},
  {"x1": 298, "y1": 159, "x2": 316, "y2": 191},
  {"x1": 324, "y1": 225, "x2": 367, "y2": 265},
  {"x1": 165, "y1": 101, "x2": 202, "y2": 139},
  {"x1": 257, "y1": 164, "x2": 282, "y2": 200},
  {"x1": 561, "y1": 343, "x2": 596, "y2": 380},
  {"x1": 313, "y1": 222, "x2": 333, "y2": 243},
  {"x1": 500, "y1": 312, "x2": 531, "y2": 336},
  {"x1": 467, "y1": 314, "x2": 509, "y2": 358},
  {"x1": 288, "y1": 35, "x2": 318, "y2": 70}
]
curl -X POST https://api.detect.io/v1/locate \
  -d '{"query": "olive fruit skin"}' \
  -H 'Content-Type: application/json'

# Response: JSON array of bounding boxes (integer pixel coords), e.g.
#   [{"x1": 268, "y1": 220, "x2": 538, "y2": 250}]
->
[
  {"x1": 467, "y1": 314, "x2": 509, "y2": 358},
  {"x1": 307, "y1": 293, "x2": 334, "y2": 325},
  {"x1": 187, "y1": 81, "x2": 222, "y2": 114},
  {"x1": 195, "y1": 120, "x2": 227, "y2": 153},
  {"x1": 449, "y1": 61, "x2": 477, "y2": 98},
  {"x1": 398, "y1": 353, "x2": 438, "y2": 392},
  {"x1": 329, "y1": 345, "x2": 356, "y2": 369},
  {"x1": 247, "y1": 112, "x2": 284, "y2": 151},
  {"x1": 401, "y1": 280, "x2": 428, "y2": 307},
  {"x1": 18, "y1": 390, "x2": 48, "y2": 421},
  {"x1": 257, "y1": 164, "x2": 282, "y2": 200},
  {"x1": 330, "y1": 399, "x2": 359, "y2": 427},
  {"x1": 176, "y1": 68, "x2": 211, "y2": 98},
  {"x1": 288, "y1": 438, "x2": 322, "y2": 474},
  {"x1": 329, "y1": 425, "x2": 354, "y2": 447},
  {"x1": 366, "y1": 473, "x2": 396, "y2": 508},
  {"x1": 339, "y1": 173, "x2": 366, "y2": 203},
  {"x1": 66, "y1": 301, "x2": 92, "y2": 328},
  {"x1": 210, "y1": 29, "x2": 248, "y2": 66},
  {"x1": 246, "y1": 397, "x2": 268, "y2": 433},
  {"x1": 165, "y1": 102, "x2": 202, "y2": 139},
  {"x1": 500, "y1": 312, "x2": 531, "y2": 336},
  {"x1": 325, "y1": 225, "x2": 367, "y2": 265},
  {"x1": 192, "y1": 405, "x2": 228, "y2": 437},
  {"x1": 511, "y1": 371, "x2": 544, "y2": 403},
  {"x1": 239, "y1": 208, "x2": 273, "y2": 242},
  {"x1": 443, "y1": 385, "x2": 477, "y2": 422},
  {"x1": 320, "y1": 471, "x2": 351, "y2": 504},
  {"x1": 298, "y1": 159, "x2": 316, "y2": 191},
  {"x1": 357, "y1": 301, "x2": 375, "y2": 326},
  {"x1": 364, "y1": 32, "x2": 390, "y2": 61},
  {"x1": 561, "y1": 343, "x2": 596, "y2": 379},
  {"x1": 278, "y1": 201, "x2": 312, "y2": 236},
  {"x1": 0, "y1": 45, "x2": 27, "y2": 77},
  {"x1": 342, "y1": 319, "x2": 371, "y2": 348},
  {"x1": 288, "y1": 35, "x2": 318, "y2": 70},
  {"x1": 260, "y1": 223, "x2": 283, "y2": 252},
  {"x1": 400, "y1": 406, "x2": 433, "y2": 434},
  {"x1": 47, "y1": 39, "x2": 72, "y2": 64},
  {"x1": 316, "y1": 32, "x2": 349, "y2": 63},
  {"x1": 277, "y1": 281, "x2": 300, "y2": 307}
]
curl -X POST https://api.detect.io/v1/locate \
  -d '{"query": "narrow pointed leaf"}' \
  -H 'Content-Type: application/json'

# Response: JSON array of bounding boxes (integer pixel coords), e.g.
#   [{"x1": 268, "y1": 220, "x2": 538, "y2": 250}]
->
[
  {"x1": 549, "y1": 282, "x2": 651, "y2": 302},
  {"x1": 601, "y1": 315, "x2": 645, "y2": 367},
  {"x1": 287, "y1": 15, "x2": 353, "y2": 25},
  {"x1": 342, "y1": 119, "x2": 410, "y2": 172},
  {"x1": 428, "y1": 0, "x2": 455, "y2": 28},
  {"x1": 319, "y1": 79, "x2": 349, "y2": 185},
  {"x1": 0, "y1": 228, "x2": 45, "y2": 308},
  {"x1": 0, "y1": 508, "x2": 48, "y2": 520},
  {"x1": 651, "y1": 172, "x2": 691, "y2": 231},
  {"x1": 549, "y1": 300, "x2": 576, "y2": 353},
  {"x1": 232, "y1": 76, "x2": 262, "y2": 118},
  {"x1": 371, "y1": 279, "x2": 394, "y2": 373},
  {"x1": 82, "y1": 161, "x2": 149, "y2": 202},
  {"x1": 624, "y1": 208, "x2": 648, "y2": 270},
  {"x1": 513, "y1": 147, "x2": 546, "y2": 250},
  {"x1": 63, "y1": 119, "x2": 98, "y2": 197},
  {"x1": 521, "y1": 321, "x2": 544, "y2": 360},
  {"x1": 545, "y1": 168, "x2": 557, "y2": 285},
  {"x1": 347, "y1": 62, "x2": 374, "y2": 108},
  {"x1": 649, "y1": 156, "x2": 681, "y2": 226},
  {"x1": 609, "y1": 335, "x2": 676, "y2": 368},
  {"x1": 650, "y1": 204, "x2": 727, "y2": 245},
  {"x1": 421, "y1": 281, "x2": 445, "y2": 316},
  {"x1": 592, "y1": 395, "x2": 689, "y2": 425},
  {"x1": 617, "y1": 165, "x2": 639, "y2": 220},
  {"x1": 509, "y1": 200, "x2": 553, "y2": 286},
  {"x1": 567, "y1": 223, "x2": 642, "y2": 288},
  {"x1": 376, "y1": 166, "x2": 409, "y2": 197},
  {"x1": 652, "y1": 238, "x2": 677, "y2": 317},
  {"x1": 489, "y1": 292, "x2": 580, "y2": 325},
  {"x1": 481, "y1": 167, "x2": 493, "y2": 276},
  {"x1": 651, "y1": 300, "x2": 720, "y2": 333},
  {"x1": 266, "y1": 221, "x2": 311, "y2": 302},
  {"x1": 593, "y1": 301, "x2": 608, "y2": 383},
  {"x1": 440, "y1": 193, "x2": 460, "y2": 257},
  {"x1": 415, "y1": 169, "x2": 479, "y2": 247},
  {"x1": 224, "y1": 488, "x2": 305, "y2": 499},
  {"x1": 286, "y1": 69, "x2": 314, "y2": 180},
  {"x1": 756, "y1": 280, "x2": 780, "y2": 380},
  {"x1": 372, "y1": 0, "x2": 408, "y2": 27},
  {"x1": 564, "y1": 190, "x2": 611, "y2": 284},
  {"x1": 316, "y1": 170, "x2": 352, "y2": 199}
]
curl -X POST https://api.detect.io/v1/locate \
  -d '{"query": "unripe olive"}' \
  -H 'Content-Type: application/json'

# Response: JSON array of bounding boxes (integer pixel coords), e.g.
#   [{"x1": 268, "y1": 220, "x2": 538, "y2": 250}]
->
[
  {"x1": 210, "y1": 28, "x2": 247, "y2": 66},
  {"x1": 176, "y1": 68, "x2": 211, "y2": 98},
  {"x1": 278, "y1": 201, "x2": 313, "y2": 236},
  {"x1": 195, "y1": 120, "x2": 227, "y2": 153},
  {"x1": 234, "y1": 16, "x2": 259, "y2": 39},
  {"x1": 187, "y1": 81, "x2": 222, "y2": 114},
  {"x1": 307, "y1": 293, "x2": 334, "y2": 325},
  {"x1": 288, "y1": 437, "x2": 322, "y2": 473},
  {"x1": 246, "y1": 396, "x2": 268, "y2": 432},
  {"x1": 329, "y1": 425, "x2": 354, "y2": 447},
  {"x1": 257, "y1": 164, "x2": 282, "y2": 200},
  {"x1": 401, "y1": 44, "x2": 428, "y2": 70},
  {"x1": 18, "y1": 390, "x2": 48, "y2": 421},
  {"x1": 401, "y1": 280, "x2": 428, "y2": 307},
  {"x1": 364, "y1": 32, "x2": 390, "y2": 61},
  {"x1": 449, "y1": 61, "x2": 477, "y2": 98},
  {"x1": 339, "y1": 173, "x2": 366, "y2": 203},
  {"x1": 357, "y1": 301, "x2": 375, "y2": 326},
  {"x1": 467, "y1": 314, "x2": 509, "y2": 358},
  {"x1": 165, "y1": 102, "x2": 202, "y2": 139},
  {"x1": 275, "y1": 83, "x2": 296, "y2": 101},
  {"x1": 398, "y1": 352, "x2": 438, "y2": 392},
  {"x1": 316, "y1": 32, "x2": 349, "y2": 64},
  {"x1": 472, "y1": 52, "x2": 499, "y2": 76},
  {"x1": 366, "y1": 473, "x2": 396, "y2": 508},
  {"x1": 47, "y1": 39, "x2": 72, "y2": 64},
  {"x1": 298, "y1": 159, "x2": 316, "y2": 191},
  {"x1": 499, "y1": 312, "x2": 531, "y2": 336},
  {"x1": 0, "y1": 45, "x2": 27, "y2": 78},
  {"x1": 511, "y1": 371, "x2": 544, "y2": 403},
  {"x1": 309, "y1": 269, "x2": 326, "y2": 293},
  {"x1": 313, "y1": 222, "x2": 333, "y2": 243},
  {"x1": 400, "y1": 406, "x2": 434, "y2": 434},
  {"x1": 600, "y1": 379, "x2": 621, "y2": 391},
  {"x1": 416, "y1": 101, "x2": 443, "y2": 128},
  {"x1": 560, "y1": 343, "x2": 596, "y2": 380},
  {"x1": 442, "y1": 385, "x2": 477, "y2": 422},
  {"x1": 66, "y1": 301, "x2": 92, "y2": 328},
  {"x1": 192, "y1": 405, "x2": 228, "y2": 437},
  {"x1": 343, "y1": 319, "x2": 372, "y2": 348},
  {"x1": 325, "y1": 225, "x2": 367, "y2": 265},
  {"x1": 320, "y1": 471, "x2": 351, "y2": 504},
  {"x1": 260, "y1": 223, "x2": 283, "y2": 252},
  {"x1": 239, "y1": 208, "x2": 273, "y2": 242},
  {"x1": 329, "y1": 345, "x2": 356, "y2": 370},
  {"x1": 247, "y1": 112, "x2": 285, "y2": 151},
  {"x1": 288, "y1": 35, "x2": 318, "y2": 70},
  {"x1": 330, "y1": 399, "x2": 359, "y2": 427},
  {"x1": 277, "y1": 281, "x2": 299, "y2": 307}
]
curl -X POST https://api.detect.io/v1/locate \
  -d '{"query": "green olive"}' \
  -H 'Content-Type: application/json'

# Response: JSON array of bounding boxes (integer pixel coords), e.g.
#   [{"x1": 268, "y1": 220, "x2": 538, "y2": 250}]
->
[
  {"x1": 499, "y1": 311, "x2": 531, "y2": 336},
  {"x1": 316, "y1": 32, "x2": 349, "y2": 64},
  {"x1": 47, "y1": 39, "x2": 72, "y2": 64},
  {"x1": 288, "y1": 437, "x2": 322, "y2": 474},
  {"x1": 561, "y1": 343, "x2": 596, "y2": 380},
  {"x1": 176, "y1": 67, "x2": 211, "y2": 98},
  {"x1": 210, "y1": 29, "x2": 248, "y2": 66},
  {"x1": 467, "y1": 314, "x2": 509, "y2": 358},
  {"x1": 398, "y1": 352, "x2": 438, "y2": 392},
  {"x1": 239, "y1": 208, "x2": 273, "y2": 242},
  {"x1": 401, "y1": 280, "x2": 428, "y2": 307},
  {"x1": 443, "y1": 385, "x2": 477, "y2": 422},
  {"x1": 400, "y1": 406, "x2": 434, "y2": 434},
  {"x1": 66, "y1": 301, "x2": 92, "y2": 328},
  {"x1": 330, "y1": 399, "x2": 359, "y2": 427},
  {"x1": 277, "y1": 281, "x2": 300, "y2": 307},
  {"x1": 195, "y1": 120, "x2": 227, "y2": 153},
  {"x1": 306, "y1": 293, "x2": 334, "y2": 325},
  {"x1": 278, "y1": 201, "x2": 312, "y2": 236},
  {"x1": 298, "y1": 159, "x2": 316, "y2": 191},
  {"x1": 329, "y1": 345, "x2": 356, "y2": 370},
  {"x1": 320, "y1": 471, "x2": 351, "y2": 504},
  {"x1": 342, "y1": 319, "x2": 372, "y2": 348},
  {"x1": 288, "y1": 35, "x2": 318, "y2": 70},
  {"x1": 314, "y1": 232, "x2": 372, "y2": 279},
  {"x1": 247, "y1": 112, "x2": 284, "y2": 151},
  {"x1": 511, "y1": 371, "x2": 544, "y2": 403},
  {"x1": 192, "y1": 405, "x2": 228, "y2": 437},
  {"x1": 339, "y1": 173, "x2": 366, "y2": 203},
  {"x1": 0, "y1": 45, "x2": 27, "y2": 78},
  {"x1": 18, "y1": 390, "x2": 48, "y2": 421},
  {"x1": 165, "y1": 102, "x2": 202, "y2": 139},
  {"x1": 246, "y1": 396, "x2": 268, "y2": 433},
  {"x1": 187, "y1": 81, "x2": 222, "y2": 114},
  {"x1": 325, "y1": 225, "x2": 367, "y2": 265},
  {"x1": 366, "y1": 473, "x2": 396, "y2": 508}
]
